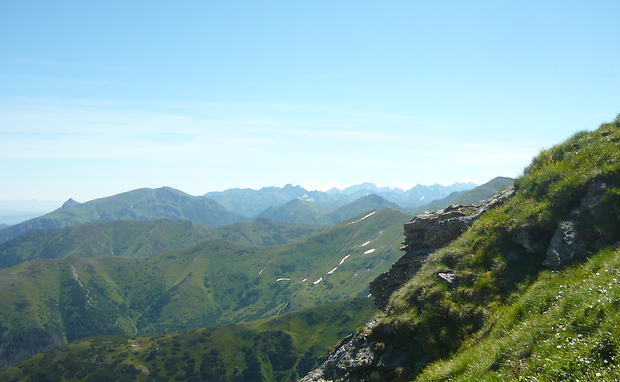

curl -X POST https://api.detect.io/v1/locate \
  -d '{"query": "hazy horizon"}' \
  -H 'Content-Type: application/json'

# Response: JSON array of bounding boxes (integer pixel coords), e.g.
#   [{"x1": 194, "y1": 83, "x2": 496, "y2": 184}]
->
[{"x1": 2, "y1": 1, "x2": 618, "y2": 201}]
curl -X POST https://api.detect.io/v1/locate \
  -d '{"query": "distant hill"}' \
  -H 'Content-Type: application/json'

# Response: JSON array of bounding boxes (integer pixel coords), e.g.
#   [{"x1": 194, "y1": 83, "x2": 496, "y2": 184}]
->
[
  {"x1": 325, "y1": 194, "x2": 403, "y2": 223},
  {"x1": 0, "y1": 187, "x2": 244, "y2": 244},
  {"x1": 256, "y1": 194, "x2": 403, "y2": 225},
  {"x1": 257, "y1": 199, "x2": 336, "y2": 224},
  {"x1": 0, "y1": 219, "x2": 327, "y2": 270},
  {"x1": 204, "y1": 184, "x2": 317, "y2": 217},
  {"x1": 206, "y1": 182, "x2": 477, "y2": 218}
]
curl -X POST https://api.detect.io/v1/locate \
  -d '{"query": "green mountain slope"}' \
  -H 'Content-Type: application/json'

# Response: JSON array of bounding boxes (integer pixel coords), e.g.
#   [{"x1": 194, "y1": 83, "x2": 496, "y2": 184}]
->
[
  {"x1": 301, "y1": 115, "x2": 620, "y2": 381},
  {"x1": 417, "y1": 246, "x2": 620, "y2": 381},
  {"x1": 326, "y1": 194, "x2": 403, "y2": 223},
  {"x1": 0, "y1": 297, "x2": 376, "y2": 382},
  {"x1": 0, "y1": 219, "x2": 327, "y2": 270},
  {"x1": 0, "y1": 208, "x2": 410, "y2": 367},
  {"x1": 0, "y1": 187, "x2": 243, "y2": 244},
  {"x1": 257, "y1": 199, "x2": 336, "y2": 224},
  {"x1": 257, "y1": 194, "x2": 403, "y2": 225}
]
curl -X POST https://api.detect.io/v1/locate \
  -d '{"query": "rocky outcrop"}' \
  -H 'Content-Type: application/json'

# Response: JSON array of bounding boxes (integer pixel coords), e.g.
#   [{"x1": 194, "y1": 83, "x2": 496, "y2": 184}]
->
[
  {"x1": 515, "y1": 179, "x2": 616, "y2": 269},
  {"x1": 300, "y1": 319, "x2": 429, "y2": 382},
  {"x1": 369, "y1": 186, "x2": 515, "y2": 309},
  {"x1": 542, "y1": 220, "x2": 587, "y2": 268},
  {"x1": 300, "y1": 322, "x2": 380, "y2": 382}
]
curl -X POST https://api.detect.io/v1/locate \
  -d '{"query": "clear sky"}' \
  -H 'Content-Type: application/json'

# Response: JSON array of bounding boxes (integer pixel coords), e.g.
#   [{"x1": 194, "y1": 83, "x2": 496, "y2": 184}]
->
[{"x1": 1, "y1": 1, "x2": 619, "y2": 203}]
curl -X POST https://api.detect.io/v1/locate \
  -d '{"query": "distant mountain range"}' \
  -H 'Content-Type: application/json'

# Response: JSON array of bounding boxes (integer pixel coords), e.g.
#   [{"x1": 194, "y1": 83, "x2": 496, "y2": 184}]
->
[
  {"x1": 204, "y1": 181, "x2": 478, "y2": 217},
  {"x1": 0, "y1": 176, "x2": 513, "y2": 370},
  {"x1": 0, "y1": 179, "x2": 512, "y2": 244}
]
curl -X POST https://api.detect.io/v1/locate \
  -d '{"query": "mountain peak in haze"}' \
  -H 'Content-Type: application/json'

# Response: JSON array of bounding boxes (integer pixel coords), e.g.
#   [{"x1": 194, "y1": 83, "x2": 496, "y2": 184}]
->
[{"x1": 60, "y1": 198, "x2": 81, "y2": 209}]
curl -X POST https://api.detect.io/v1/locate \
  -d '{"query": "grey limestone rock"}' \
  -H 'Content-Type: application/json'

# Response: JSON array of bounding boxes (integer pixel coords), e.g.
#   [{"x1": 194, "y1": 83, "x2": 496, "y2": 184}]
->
[
  {"x1": 299, "y1": 322, "x2": 380, "y2": 382},
  {"x1": 543, "y1": 220, "x2": 588, "y2": 269}
]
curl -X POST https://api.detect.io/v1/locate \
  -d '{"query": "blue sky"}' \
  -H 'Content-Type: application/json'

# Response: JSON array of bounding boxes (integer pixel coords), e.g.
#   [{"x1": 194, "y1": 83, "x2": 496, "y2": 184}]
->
[{"x1": 1, "y1": 1, "x2": 619, "y2": 202}]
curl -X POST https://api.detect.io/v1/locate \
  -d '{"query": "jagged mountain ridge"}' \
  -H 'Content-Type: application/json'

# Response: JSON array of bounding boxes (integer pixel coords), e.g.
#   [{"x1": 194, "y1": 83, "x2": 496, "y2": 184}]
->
[{"x1": 204, "y1": 181, "x2": 478, "y2": 217}]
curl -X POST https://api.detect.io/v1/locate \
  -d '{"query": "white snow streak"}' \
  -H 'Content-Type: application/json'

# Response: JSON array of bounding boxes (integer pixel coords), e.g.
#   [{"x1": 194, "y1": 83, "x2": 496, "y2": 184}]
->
[
  {"x1": 339, "y1": 254, "x2": 351, "y2": 265},
  {"x1": 347, "y1": 211, "x2": 377, "y2": 224},
  {"x1": 276, "y1": 278, "x2": 291, "y2": 282},
  {"x1": 313, "y1": 277, "x2": 323, "y2": 285},
  {"x1": 257, "y1": 260, "x2": 271, "y2": 277},
  {"x1": 364, "y1": 248, "x2": 376, "y2": 255},
  {"x1": 327, "y1": 267, "x2": 337, "y2": 275}
]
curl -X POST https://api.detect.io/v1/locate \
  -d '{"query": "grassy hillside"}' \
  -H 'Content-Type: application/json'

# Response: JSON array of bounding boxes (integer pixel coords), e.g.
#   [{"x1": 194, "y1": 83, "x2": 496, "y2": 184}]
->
[
  {"x1": 0, "y1": 297, "x2": 377, "y2": 382},
  {"x1": 344, "y1": 115, "x2": 620, "y2": 380},
  {"x1": 0, "y1": 208, "x2": 410, "y2": 367},
  {"x1": 0, "y1": 187, "x2": 243, "y2": 244},
  {"x1": 417, "y1": 246, "x2": 620, "y2": 381},
  {"x1": 0, "y1": 219, "x2": 327, "y2": 270}
]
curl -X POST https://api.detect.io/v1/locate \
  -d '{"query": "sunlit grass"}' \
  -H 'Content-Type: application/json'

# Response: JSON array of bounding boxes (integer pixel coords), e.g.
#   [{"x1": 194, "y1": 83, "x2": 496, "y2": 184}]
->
[{"x1": 373, "y1": 115, "x2": 620, "y2": 379}]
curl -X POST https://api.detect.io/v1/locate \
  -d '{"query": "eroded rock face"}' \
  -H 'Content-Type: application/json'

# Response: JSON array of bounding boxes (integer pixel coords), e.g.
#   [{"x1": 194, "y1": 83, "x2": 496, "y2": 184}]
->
[
  {"x1": 369, "y1": 187, "x2": 515, "y2": 309},
  {"x1": 543, "y1": 221, "x2": 587, "y2": 268},
  {"x1": 299, "y1": 327, "x2": 379, "y2": 382},
  {"x1": 541, "y1": 179, "x2": 615, "y2": 269}
]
